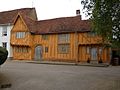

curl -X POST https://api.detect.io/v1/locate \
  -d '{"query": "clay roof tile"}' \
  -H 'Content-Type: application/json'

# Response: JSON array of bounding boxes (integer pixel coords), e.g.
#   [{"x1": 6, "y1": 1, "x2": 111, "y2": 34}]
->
[
  {"x1": 33, "y1": 16, "x2": 91, "y2": 34},
  {"x1": 0, "y1": 8, "x2": 37, "y2": 24},
  {"x1": 16, "y1": 13, "x2": 91, "y2": 34}
]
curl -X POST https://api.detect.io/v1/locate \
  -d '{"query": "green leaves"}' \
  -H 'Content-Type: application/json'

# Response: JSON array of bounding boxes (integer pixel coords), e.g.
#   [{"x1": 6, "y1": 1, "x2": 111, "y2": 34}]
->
[
  {"x1": 0, "y1": 46, "x2": 8, "y2": 65},
  {"x1": 81, "y1": 0, "x2": 120, "y2": 48}
]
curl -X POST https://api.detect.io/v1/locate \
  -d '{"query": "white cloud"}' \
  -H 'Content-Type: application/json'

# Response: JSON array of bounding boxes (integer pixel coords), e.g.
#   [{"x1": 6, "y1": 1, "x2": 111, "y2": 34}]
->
[{"x1": 0, "y1": 0, "x2": 32, "y2": 11}]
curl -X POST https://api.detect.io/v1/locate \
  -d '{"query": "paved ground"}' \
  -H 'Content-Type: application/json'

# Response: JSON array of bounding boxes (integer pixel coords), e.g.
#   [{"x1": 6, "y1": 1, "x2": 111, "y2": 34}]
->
[{"x1": 0, "y1": 60, "x2": 120, "y2": 90}]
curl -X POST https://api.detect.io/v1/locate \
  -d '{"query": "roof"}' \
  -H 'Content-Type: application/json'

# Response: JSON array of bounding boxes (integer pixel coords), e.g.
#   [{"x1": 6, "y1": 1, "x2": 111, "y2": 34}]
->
[
  {"x1": 34, "y1": 16, "x2": 91, "y2": 34},
  {"x1": 14, "y1": 13, "x2": 91, "y2": 34},
  {"x1": 0, "y1": 8, "x2": 37, "y2": 25}
]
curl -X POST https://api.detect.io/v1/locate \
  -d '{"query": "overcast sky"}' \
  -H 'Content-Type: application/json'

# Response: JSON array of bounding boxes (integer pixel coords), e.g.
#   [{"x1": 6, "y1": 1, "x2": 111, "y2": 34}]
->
[{"x1": 0, "y1": 0, "x2": 89, "y2": 20}]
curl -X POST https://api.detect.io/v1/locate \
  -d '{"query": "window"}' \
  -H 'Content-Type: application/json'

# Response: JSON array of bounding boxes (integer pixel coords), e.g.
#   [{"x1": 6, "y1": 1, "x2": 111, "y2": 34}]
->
[
  {"x1": 58, "y1": 44, "x2": 70, "y2": 54},
  {"x1": 99, "y1": 48, "x2": 103, "y2": 54},
  {"x1": 45, "y1": 47, "x2": 48, "y2": 53},
  {"x1": 88, "y1": 31, "x2": 97, "y2": 37},
  {"x1": 15, "y1": 47, "x2": 29, "y2": 53},
  {"x1": 2, "y1": 26, "x2": 7, "y2": 36},
  {"x1": 42, "y1": 35, "x2": 48, "y2": 40},
  {"x1": 58, "y1": 34, "x2": 70, "y2": 43},
  {"x1": 86, "y1": 47, "x2": 90, "y2": 54},
  {"x1": 2, "y1": 42, "x2": 7, "y2": 49},
  {"x1": 16, "y1": 32, "x2": 26, "y2": 38}
]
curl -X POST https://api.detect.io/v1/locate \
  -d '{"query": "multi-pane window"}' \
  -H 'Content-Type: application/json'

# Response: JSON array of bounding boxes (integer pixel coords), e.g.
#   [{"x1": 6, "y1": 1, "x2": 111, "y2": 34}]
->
[
  {"x1": 16, "y1": 32, "x2": 26, "y2": 38},
  {"x1": 2, "y1": 42, "x2": 7, "y2": 49},
  {"x1": 58, "y1": 34, "x2": 70, "y2": 54},
  {"x1": 2, "y1": 26, "x2": 7, "y2": 36},
  {"x1": 58, "y1": 34, "x2": 70, "y2": 43},
  {"x1": 58, "y1": 44, "x2": 70, "y2": 54},
  {"x1": 15, "y1": 47, "x2": 29, "y2": 53},
  {"x1": 42, "y1": 35, "x2": 49, "y2": 40},
  {"x1": 45, "y1": 47, "x2": 48, "y2": 53}
]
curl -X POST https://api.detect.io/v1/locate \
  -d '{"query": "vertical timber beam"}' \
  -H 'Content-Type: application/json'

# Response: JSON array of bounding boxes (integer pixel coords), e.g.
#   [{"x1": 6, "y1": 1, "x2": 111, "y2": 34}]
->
[{"x1": 75, "y1": 31, "x2": 79, "y2": 64}]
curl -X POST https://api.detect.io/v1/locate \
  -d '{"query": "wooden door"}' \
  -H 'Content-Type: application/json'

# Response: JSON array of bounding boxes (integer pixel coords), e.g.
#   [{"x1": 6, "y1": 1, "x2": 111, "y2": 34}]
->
[
  {"x1": 34, "y1": 46, "x2": 43, "y2": 60},
  {"x1": 78, "y1": 46, "x2": 86, "y2": 62},
  {"x1": 91, "y1": 48, "x2": 97, "y2": 61}
]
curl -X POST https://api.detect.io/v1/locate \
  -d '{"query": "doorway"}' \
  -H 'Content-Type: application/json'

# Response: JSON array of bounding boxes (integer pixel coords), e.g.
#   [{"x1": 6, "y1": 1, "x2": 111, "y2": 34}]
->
[
  {"x1": 34, "y1": 45, "x2": 43, "y2": 60},
  {"x1": 91, "y1": 48, "x2": 98, "y2": 62}
]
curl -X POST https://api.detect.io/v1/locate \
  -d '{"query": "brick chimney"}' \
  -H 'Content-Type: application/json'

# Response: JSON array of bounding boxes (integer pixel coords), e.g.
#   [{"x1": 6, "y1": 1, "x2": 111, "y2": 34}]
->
[{"x1": 76, "y1": 9, "x2": 81, "y2": 20}]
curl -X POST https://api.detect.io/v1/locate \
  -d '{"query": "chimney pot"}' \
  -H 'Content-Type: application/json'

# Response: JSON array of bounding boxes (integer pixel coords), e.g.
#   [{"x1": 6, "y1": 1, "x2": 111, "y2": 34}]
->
[
  {"x1": 76, "y1": 9, "x2": 81, "y2": 20},
  {"x1": 76, "y1": 9, "x2": 80, "y2": 16}
]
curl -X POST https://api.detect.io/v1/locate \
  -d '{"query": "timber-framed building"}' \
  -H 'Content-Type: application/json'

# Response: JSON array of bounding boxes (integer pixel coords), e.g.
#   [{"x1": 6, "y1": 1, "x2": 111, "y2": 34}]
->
[{"x1": 10, "y1": 10, "x2": 111, "y2": 63}]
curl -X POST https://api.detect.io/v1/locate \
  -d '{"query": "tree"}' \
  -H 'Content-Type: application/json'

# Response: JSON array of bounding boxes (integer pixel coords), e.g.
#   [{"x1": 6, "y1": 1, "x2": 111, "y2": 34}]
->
[
  {"x1": 0, "y1": 46, "x2": 8, "y2": 65},
  {"x1": 81, "y1": 0, "x2": 120, "y2": 48}
]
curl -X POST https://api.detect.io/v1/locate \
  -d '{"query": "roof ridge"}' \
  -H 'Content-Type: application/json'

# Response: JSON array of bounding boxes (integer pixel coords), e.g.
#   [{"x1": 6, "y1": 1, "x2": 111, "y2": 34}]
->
[
  {"x1": 37, "y1": 16, "x2": 82, "y2": 22},
  {"x1": 0, "y1": 7, "x2": 35, "y2": 13}
]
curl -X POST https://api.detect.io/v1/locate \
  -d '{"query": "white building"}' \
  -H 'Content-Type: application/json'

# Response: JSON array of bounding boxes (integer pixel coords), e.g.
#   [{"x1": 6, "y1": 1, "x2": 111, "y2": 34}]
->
[
  {"x1": 0, "y1": 8, "x2": 37, "y2": 59},
  {"x1": 0, "y1": 24, "x2": 13, "y2": 59}
]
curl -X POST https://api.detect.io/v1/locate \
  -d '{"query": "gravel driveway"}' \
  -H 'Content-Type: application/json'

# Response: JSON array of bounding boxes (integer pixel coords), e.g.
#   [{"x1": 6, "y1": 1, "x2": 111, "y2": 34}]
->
[{"x1": 0, "y1": 60, "x2": 120, "y2": 90}]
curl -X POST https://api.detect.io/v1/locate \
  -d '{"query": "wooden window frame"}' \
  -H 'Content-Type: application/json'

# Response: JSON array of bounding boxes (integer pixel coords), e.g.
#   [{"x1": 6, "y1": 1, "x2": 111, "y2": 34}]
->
[
  {"x1": 15, "y1": 46, "x2": 29, "y2": 53},
  {"x1": 58, "y1": 34, "x2": 70, "y2": 44},
  {"x1": 42, "y1": 35, "x2": 49, "y2": 40},
  {"x1": 58, "y1": 44, "x2": 70, "y2": 54},
  {"x1": 99, "y1": 47, "x2": 103, "y2": 54},
  {"x1": 45, "y1": 47, "x2": 48, "y2": 53},
  {"x1": 87, "y1": 31, "x2": 97, "y2": 37},
  {"x1": 16, "y1": 32, "x2": 26, "y2": 38},
  {"x1": 86, "y1": 46, "x2": 90, "y2": 54}
]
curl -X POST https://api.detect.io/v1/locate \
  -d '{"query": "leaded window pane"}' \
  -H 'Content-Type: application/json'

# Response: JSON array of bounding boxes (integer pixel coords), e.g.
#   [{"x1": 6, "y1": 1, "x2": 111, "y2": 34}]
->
[
  {"x1": 16, "y1": 32, "x2": 25, "y2": 38},
  {"x1": 58, "y1": 44, "x2": 70, "y2": 54},
  {"x1": 58, "y1": 34, "x2": 70, "y2": 43}
]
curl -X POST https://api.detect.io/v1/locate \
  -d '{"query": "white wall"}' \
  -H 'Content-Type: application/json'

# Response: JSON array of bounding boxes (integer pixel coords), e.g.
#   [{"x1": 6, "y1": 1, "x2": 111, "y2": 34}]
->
[{"x1": 0, "y1": 24, "x2": 13, "y2": 58}]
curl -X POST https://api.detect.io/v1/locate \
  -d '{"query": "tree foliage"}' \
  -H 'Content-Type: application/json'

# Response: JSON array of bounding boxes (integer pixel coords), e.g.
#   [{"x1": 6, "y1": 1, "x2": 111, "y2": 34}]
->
[
  {"x1": 0, "y1": 46, "x2": 8, "y2": 65},
  {"x1": 81, "y1": 0, "x2": 120, "y2": 48}
]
